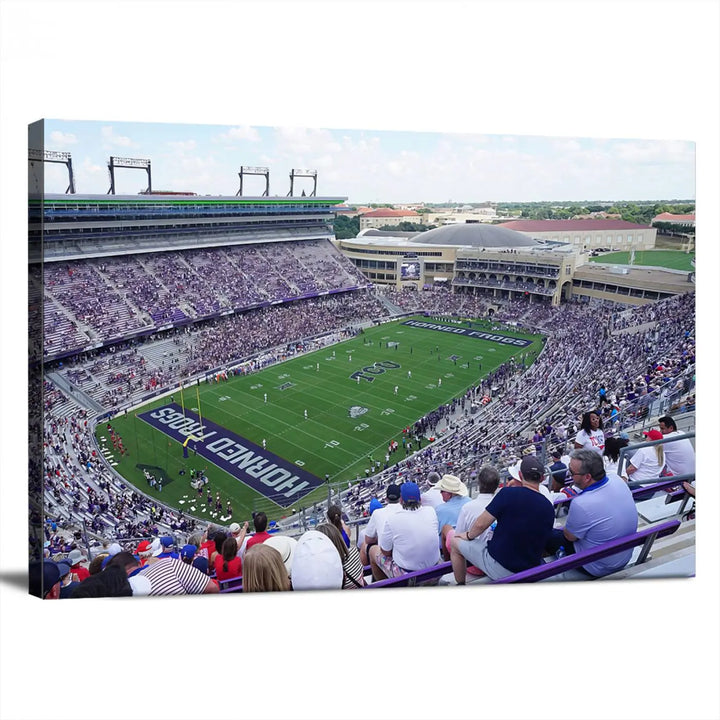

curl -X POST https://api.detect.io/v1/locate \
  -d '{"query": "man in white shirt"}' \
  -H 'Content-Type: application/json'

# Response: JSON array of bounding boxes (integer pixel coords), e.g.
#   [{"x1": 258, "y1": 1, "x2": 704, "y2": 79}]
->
[
  {"x1": 658, "y1": 415, "x2": 695, "y2": 476},
  {"x1": 370, "y1": 482, "x2": 440, "y2": 580},
  {"x1": 359, "y1": 484, "x2": 402, "y2": 565}
]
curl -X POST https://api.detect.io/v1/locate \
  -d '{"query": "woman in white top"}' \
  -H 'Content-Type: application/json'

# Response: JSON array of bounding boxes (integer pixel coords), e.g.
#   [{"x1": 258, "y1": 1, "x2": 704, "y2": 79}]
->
[
  {"x1": 602, "y1": 436, "x2": 629, "y2": 480},
  {"x1": 626, "y1": 429, "x2": 664, "y2": 483},
  {"x1": 574, "y1": 411, "x2": 605, "y2": 455}
]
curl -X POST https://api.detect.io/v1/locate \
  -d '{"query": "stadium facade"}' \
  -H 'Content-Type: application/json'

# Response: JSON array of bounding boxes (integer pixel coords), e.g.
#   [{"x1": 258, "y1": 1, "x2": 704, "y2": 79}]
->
[{"x1": 335, "y1": 220, "x2": 693, "y2": 307}]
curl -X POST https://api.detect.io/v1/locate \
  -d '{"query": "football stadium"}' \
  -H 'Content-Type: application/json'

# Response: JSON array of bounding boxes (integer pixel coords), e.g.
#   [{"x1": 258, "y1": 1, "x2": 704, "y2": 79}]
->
[{"x1": 30, "y1": 156, "x2": 696, "y2": 599}]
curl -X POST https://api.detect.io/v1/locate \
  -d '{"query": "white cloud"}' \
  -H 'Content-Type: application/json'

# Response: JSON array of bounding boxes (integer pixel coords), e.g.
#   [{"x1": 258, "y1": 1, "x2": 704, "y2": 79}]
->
[
  {"x1": 220, "y1": 126, "x2": 261, "y2": 143},
  {"x1": 167, "y1": 139, "x2": 197, "y2": 153},
  {"x1": 48, "y1": 130, "x2": 77, "y2": 148},
  {"x1": 101, "y1": 126, "x2": 135, "y2": 149}
]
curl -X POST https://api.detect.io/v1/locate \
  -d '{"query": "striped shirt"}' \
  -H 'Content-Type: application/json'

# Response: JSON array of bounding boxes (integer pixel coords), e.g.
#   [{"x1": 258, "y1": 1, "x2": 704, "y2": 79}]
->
[
  {"x1": 140, "y1": 558, "x2": 211, "y2": 595},
  {"x1": 341, "y1": 544, "x2": 365, "y2": 589}
]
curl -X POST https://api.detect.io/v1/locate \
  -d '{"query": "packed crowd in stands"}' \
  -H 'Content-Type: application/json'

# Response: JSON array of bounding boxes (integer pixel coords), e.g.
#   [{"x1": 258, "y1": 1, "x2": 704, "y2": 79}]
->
[
  {"x1": 50, "y1": 289, "x2": 388, "y2": 409},
  {"x1": 35, "y1": 268, "x2": 695, "y2": 596},
  {"x1": 39, "y1": 239, "x2": 367, "y2": 359}
]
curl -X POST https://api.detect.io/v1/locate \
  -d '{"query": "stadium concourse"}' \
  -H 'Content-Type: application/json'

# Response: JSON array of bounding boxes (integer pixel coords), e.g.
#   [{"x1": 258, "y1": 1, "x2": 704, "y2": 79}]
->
[{"x1": 34, "y1": 264, "x2": 696, "y2": 594}]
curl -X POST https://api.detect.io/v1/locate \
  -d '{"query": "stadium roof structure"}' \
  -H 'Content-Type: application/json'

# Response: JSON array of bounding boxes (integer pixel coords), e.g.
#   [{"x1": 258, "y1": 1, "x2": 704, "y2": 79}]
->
[
  {"x1": 357, "y1": 228, "x2": 420, "y2": 239},
  {"x1": 410, "y1": 223, "x2": 542, "y2": 248},
  {"x1": 362, "y1": 208, "x2": 420, "y2": 218},
  {"x1": 498, "y1": 219, "x2": 650, "y2": 232}
]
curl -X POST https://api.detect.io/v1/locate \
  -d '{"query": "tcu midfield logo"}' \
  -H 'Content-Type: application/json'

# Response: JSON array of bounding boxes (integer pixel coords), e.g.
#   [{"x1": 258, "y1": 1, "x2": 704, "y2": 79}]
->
[{"x1": 350, "y1": 360, "x2": 401, "y2": 383}]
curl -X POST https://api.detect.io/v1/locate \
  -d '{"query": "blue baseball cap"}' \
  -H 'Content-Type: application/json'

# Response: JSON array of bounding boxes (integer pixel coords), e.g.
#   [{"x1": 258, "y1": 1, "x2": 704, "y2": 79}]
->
[{"x1": 400, "y1": 482, "x2": 421, "y2": 503}]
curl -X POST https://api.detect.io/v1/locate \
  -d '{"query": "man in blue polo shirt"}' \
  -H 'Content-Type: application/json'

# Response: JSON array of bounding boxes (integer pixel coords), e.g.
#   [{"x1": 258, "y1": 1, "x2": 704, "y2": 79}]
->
[{"x1": 553, "y1": 448, "x2": 638, "y2": 578}]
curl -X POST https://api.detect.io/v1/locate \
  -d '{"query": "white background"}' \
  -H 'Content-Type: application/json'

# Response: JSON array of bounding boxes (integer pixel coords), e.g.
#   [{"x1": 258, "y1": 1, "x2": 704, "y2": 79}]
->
[{"x1": 1, "y1": 2, "x2": 718, "y2": 719}]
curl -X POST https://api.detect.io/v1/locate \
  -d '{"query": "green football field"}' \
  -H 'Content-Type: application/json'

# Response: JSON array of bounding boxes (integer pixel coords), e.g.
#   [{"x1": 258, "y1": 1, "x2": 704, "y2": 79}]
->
[
  {"x1": 97, "y1": 315, "x2": 544, "y2": 522},
  {"x1": 589, "y1": 249, "x2": 695, "y2": 271}
]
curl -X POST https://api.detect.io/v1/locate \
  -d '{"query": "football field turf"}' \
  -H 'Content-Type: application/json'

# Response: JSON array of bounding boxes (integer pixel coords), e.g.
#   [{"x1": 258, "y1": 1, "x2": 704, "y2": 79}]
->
[{"x1": 97, "y1": 315, "x2": 545, "y2": 521}]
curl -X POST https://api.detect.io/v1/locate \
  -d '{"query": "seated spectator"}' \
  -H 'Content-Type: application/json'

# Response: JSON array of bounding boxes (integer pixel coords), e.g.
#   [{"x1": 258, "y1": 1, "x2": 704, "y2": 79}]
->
[
  {"x1": 135, "y1": 540, "x2": 154, "y2": 567},
  {"x1": 154, "y1": 536, "x2": 179, "y2": 560},
  {"x1": 369, "y1": 482, "x2": 440, "y2": 580},
  {"x1": 432, "y1": 474, "x2": 471, "y2": 560},
  {"x1": 658, "y1": 415, "x2": 696, "y2": 476},
  {"x1": 508, "y1": 456, "x2": 553, "y2": 504},
  {"x1": 243, "y1": 544, "x2": 291, "y2": 592},
  {"x1": 58, "y1": 562, "x2": 80, "y2": 599},
  {"x1": 229, "y1": 521, "x2": 249, "y2": 557},
  {"x1": 29, "y1": 560, "x2": 65, "y2": 599},
  {"x1": 420, "y1": 471, "x2": 443, "y2": 508},
  {"x1": 66, "y1": 548, "x2": 90, "y2": 582},
  {"x1": 291, "y1": 530, "x2": 344, "y2": 591},
  {"x1": 356, "y1": 497, "x2": 383, "y2": 552},
  {"x1": 138, "y1": 556, "x2": 219, "y2": 595},
  {"x1": 546, "y1": 448, "x2": 638, "y2": 578},
  {"x1": 264, "y1": 534, "x2": 298, "y2": 580},
  {"x1": 626, "y1": 430, "x2": 664, "y2": 484},
  {"x1": 453, "y1": 466, "x2": 501, "y2": 543},
  {"x1": 70, "y1": 563, "x2": 134, "y2": 598},
  {"x1": 315, "y1": 523, "x2": 365, "y2": 588},
  {"x1": 360, "y1": 483, "x2": 403, "y2": 565},
  {"x1": 326, "y1": 504, "x2": 351, "y2": 548},
  {"x1": 548, "y1": 451, "x2": 568, "y2": 486},
  {"x1": 214, "y1": 537, "x2": 242, "y2": 582},
  {"x1": 451, "y1": 457, "x2": 555, "y2": 583},
  {"x1": 246, "y1": 512, "x2": 272, "y2": 550},
  {"x1": 603, "y1": 436, "x2": 629, "y2": 479}
]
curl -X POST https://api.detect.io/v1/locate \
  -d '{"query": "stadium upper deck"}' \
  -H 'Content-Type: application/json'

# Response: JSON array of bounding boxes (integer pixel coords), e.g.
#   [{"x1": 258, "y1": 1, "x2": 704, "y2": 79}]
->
[{"x1": 35, "y1": 194, "x2": 347, "y2": 261}]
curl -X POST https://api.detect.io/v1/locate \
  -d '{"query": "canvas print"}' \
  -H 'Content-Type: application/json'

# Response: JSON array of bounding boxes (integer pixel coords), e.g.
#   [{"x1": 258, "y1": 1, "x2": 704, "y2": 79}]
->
[{"x1": 28, "y1": 120, "x2": 696, "y2": 599}]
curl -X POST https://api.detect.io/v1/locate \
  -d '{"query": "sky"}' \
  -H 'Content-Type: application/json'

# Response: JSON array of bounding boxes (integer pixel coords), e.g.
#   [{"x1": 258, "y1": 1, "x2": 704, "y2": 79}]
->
[
  {"x1": 2, "y1": 1, "x2": 719, "y2": 720},
  {"x1": 39, "y1": 119, "x2": 696, "y2": 204}
]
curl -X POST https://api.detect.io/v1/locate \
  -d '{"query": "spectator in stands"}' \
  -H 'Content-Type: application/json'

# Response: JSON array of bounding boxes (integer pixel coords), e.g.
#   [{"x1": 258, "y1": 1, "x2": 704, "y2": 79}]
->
[
  {"x1": 243, "y1": 544, "x2": 291, "y2": 593},
  {"x1": 356, "y1": 497, "x2": 382, "y2": 553},
  {"x1": 626, "y1": 430, "x2": 664, "y2": 485},
  {"x1": 135, "y1": 540, "x2": 154, "y2": 567},
  {"x1": 454, "y1": 466, "x2": 501, "y2": 539},
  {"x1": 180, "y1": 544, "x2": 197, "y2": 565},
  {"x1": 229, "y1": 521, "x2": 250, "y2": 557},
  {"x1": 69, "y1": 561, "x2": 134, "y2": 598},
  {"x1": 603, "y1": 436, "x2": 629, "y2": 479},
  {"x1": 326, "y1": 505, "x2": 351, "y2": 548},
  {"x1": 264, "y1": 534, "x2": 298, "y2": 580},
  {"x1": 433, "y1": 474, "x2": 471, "y2": 560},
  {"x1": 548, "y1": 451, "x2": 568, "y2": 486},
  {"x1": 154, "y1": 535, "x2": 179, "y2": 560},
  {"x1": 420, "y1": 471, "x2": 443, "y2": 508},
  {"x1": 29, "y1": 560, "x2": 65, "y2": 599},
  {"x1": 574, "y1": 411, "x2": 605, "y2": 455},
  {"x1": 291, "y1": 530, "x2": 344, "y2": 591},
  {"x1": 246, "y1": 513, "x2": 272, "y2": 550},
  {"x1": 657, "y1": 415, "x2": 696, "y2": 477},
  {"x1": 359, "y1": 483, "x2": 403, "y2": 565},
  {"x1": 547, "y1": 448, "x2": 638, "y2": 578},
  {"x1": 88, "y1": 553, "x2": 110, "y2": 576},
  {"x1": 369, "y1": 482, "x2": 440, "y2": 580},
  {"x1": 209, "y1": 530, "x2": 227, "y2": 567},
  {"x1": 58, "y1": 562, "x2": 80, "y2": 598},
  {"x1": 316, "y1": 523, "x2": 365, "y2": 588},
  {"x1": 214, "y1": 537, "x2": 243, "y2": 582},
  {"x1": 139, "y1": 556, "x2": 219, "y2": 595},
  {"x1": 66, "y1": 548, "x2": 90, "y2": 582},
  {"x1": 451, "y1": 456, "x2": 555, "y2": 583}
]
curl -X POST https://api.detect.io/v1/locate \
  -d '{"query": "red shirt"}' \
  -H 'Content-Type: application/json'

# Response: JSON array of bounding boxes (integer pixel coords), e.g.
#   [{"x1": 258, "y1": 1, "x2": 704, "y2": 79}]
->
[
  {"x1": 70, "y1": 565, "x2": 90, "y2": 582},
  {"x1": 246, "y1": 531, "x2": 272, "y2": 550},
  {"x1": 213, "y1": 554, "x2": 242, "y2": 582}
]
